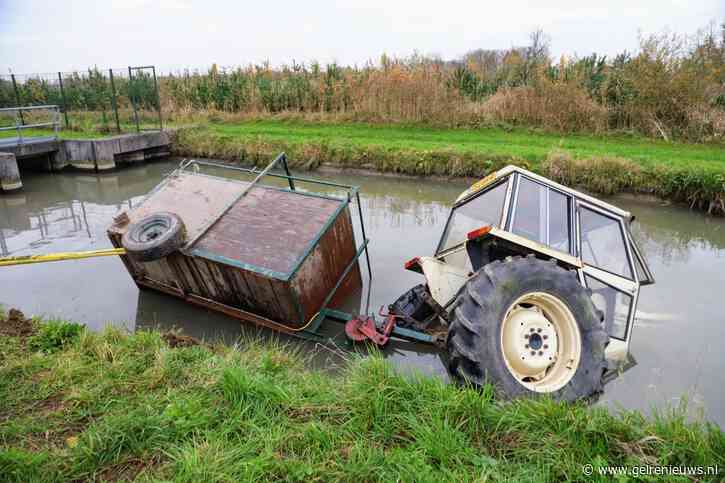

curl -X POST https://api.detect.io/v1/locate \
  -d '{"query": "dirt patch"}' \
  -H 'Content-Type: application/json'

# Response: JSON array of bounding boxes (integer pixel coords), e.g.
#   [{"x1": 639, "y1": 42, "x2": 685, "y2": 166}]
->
[
  {"x1": 37, "y1": 393, "x2": 66, "y2": 414},
  {"x1": 485, "y1": 431, "x2": 525, "y2": 457},
  {"x1": 162, "y1": 332, "x2": 202, "y2": 348},
  {"x1": 0, "y1": 308, "x2": 36, "y2": 338},
  {"x1": 96, "y1": 455, "x2": 162, "y2": 482},
  {"x1": 14, "y1": 416, "x2": 90, "y2": 453}
]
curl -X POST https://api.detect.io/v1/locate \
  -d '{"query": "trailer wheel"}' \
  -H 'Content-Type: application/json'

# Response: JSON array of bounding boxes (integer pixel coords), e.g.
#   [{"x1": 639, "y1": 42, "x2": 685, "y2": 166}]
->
[
  {"x1": 446, "y1": 255, "x2": 608, "y2": 402},
  {"x1": 122, "y1": 212, "x2": 186, "y2": 262}
]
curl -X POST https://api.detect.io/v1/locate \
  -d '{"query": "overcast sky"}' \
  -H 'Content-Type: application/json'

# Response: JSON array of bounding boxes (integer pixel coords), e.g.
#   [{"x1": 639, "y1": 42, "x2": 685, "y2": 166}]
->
[{"x1": 1, "y1": 0, "x2": 723, "y2": 75}]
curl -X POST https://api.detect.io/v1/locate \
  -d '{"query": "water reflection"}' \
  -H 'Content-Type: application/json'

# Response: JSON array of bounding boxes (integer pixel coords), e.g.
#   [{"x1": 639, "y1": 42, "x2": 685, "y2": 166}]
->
[
  {"x1": 1, "y1": 200, "x2": 91, "y2": 257},
  {"x1": 629, "y1": 199, "x2": 725, "y2": 264},
  {"x1": 0, "y1": 161, "x2": 724, "y2": 426}
]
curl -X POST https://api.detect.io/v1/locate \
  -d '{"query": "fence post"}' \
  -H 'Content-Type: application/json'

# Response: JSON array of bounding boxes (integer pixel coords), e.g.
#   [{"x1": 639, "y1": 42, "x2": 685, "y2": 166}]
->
[
  {"x1": 10, "y1": 74, "x2": 24, "y2": 125},
  {"x1": 13, "y1": 109, "x2": 24, "y2": 144},
  {"x1": 152, "y1": 66, "x2": 163, "y2": 131},
  {"x1": 128, "y1": 66, "x2": 140, "y2": 133},
  {"x1": 57, "y1": 72, "x2": 69, "y2": 128},
  {"x1": 53, "y1": 106, "x2": 60, "y2": 139},
  {"x1": 109, "y1": 69, "x2": 121, "y2": 133}
]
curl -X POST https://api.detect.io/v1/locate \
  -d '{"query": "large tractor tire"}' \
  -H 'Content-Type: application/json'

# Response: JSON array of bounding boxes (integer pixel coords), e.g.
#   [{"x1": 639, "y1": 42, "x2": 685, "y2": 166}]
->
[
  {"x1": 446, "y1": 255, "x2": 608, "y2": 402},
  {"x1": 122, "y1": 212, "x2": 186, "y2": 262}
]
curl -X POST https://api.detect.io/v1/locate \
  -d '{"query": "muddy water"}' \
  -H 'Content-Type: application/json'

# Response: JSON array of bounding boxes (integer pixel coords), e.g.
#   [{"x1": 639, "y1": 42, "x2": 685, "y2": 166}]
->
[{"x1": 1, "y1": 160, "x2": 723, "y2": 426}]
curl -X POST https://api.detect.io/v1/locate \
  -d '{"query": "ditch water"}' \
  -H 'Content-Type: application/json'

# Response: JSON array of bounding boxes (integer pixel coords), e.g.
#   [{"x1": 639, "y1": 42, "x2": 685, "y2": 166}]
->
[{"x1": 1, "y1": 159, "x2": 724, "y2": 426}]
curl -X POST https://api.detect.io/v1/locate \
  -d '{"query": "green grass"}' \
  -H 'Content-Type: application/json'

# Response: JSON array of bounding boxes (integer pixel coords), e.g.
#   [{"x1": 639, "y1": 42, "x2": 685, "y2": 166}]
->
[
  {"x1": 173, "y1": 119, "x2": 725, "y2": 214},
  {"x1": 1, "y1": 315, "x2": 723, "y2": 482},
  {"x1": 207, "y1": 120, "x2": 725, "y2": 172},
  {"x1": 0, "y1": 128, "x2": 106, "y2": 140},
  {"x1": 5, "y1": 117, "x2": 724, "y2": 169}
]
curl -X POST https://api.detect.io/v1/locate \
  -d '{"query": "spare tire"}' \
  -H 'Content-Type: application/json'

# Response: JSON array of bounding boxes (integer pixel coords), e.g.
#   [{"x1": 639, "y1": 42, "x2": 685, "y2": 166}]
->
[
  {"x1": 446, "y1": 255, "x2": 608, "y2": 402},
  {"x1": 122, "y1": 212, "x2": 186, "y2": 262}
]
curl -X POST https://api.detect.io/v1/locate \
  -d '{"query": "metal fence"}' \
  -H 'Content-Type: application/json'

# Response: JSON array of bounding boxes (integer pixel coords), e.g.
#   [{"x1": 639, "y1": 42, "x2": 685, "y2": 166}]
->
[{"x1": 0, "y1": 66, "x2": 163, "y2": 135}]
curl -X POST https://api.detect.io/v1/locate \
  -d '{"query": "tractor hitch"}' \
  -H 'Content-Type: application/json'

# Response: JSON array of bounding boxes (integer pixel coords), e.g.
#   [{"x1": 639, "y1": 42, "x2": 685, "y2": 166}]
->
[
  {"x1": 344, "y1": 311, "x2": 395, "y2": 346},
  {"x1": 344, "y1": 307, "x2": 444, "y2": 347}
]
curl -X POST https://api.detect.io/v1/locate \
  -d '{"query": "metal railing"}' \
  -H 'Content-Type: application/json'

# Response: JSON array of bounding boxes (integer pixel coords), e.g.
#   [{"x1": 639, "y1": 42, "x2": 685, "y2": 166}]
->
[{"x1": 0, "y1": 105, "x2": 61, "y2": 144}]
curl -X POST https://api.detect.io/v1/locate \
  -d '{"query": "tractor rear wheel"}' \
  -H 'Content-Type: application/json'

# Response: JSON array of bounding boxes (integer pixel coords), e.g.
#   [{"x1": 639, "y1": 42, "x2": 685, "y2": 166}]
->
[{"x1": 446, "y1": 255, "x2": 608, "y2": 402}]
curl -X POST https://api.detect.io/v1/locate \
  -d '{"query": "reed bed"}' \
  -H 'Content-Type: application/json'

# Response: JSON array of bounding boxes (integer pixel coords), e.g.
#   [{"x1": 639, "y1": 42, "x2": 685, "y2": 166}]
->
[{"x1": 2, "y1": 23, "x2": 723, "y2": 142}]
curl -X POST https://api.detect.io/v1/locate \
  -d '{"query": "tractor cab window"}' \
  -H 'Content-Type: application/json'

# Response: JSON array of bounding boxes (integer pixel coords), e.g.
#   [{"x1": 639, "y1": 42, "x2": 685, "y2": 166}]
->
[
  {"x1": 579, "y1": 207, "x2": 632, "y2": 279},
  {"x1": 510, "y1": 177, "x2": 572, "y2": 254},
  {"x1": 437, "y1": 181, "x2": 507, "y2": 253},
  {"x1": 585, "y1": 275, "x2": 632, "y2": 339}
]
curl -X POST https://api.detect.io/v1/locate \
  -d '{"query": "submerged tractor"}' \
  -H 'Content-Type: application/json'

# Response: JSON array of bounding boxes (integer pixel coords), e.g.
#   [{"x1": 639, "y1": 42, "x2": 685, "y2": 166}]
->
[
  {"x1": 372, "y1": 165, "x2": 655, "y2": 401},
  {"x1": 101, "y1": 156, "x2": 653, "y2": 402}
]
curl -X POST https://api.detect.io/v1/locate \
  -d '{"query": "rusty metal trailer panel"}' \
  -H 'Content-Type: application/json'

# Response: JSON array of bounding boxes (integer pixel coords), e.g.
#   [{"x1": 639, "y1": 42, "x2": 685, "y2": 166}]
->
[{"x1": 108, "y1": 157, "x2": 364, "y2": 335}]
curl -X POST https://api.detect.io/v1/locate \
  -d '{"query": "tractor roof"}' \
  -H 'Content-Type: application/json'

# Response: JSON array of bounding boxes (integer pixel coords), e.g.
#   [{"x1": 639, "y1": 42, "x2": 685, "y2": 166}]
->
[{"x1": 456, "y1": 165, "x2": 631, "y2": 219}]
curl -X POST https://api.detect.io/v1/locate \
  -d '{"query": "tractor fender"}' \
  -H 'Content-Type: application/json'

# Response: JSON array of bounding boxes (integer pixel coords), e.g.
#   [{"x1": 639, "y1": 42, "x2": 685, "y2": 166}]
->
[{"x1": 417, "y1": 256, "x2": 470, "y2": 308}]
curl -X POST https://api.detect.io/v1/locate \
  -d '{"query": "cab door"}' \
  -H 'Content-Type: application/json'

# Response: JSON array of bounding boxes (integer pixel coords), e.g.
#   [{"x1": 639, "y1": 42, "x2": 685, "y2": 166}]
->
[{"x1": 575, "y1": 201, "x2": 639, "y2": 360}]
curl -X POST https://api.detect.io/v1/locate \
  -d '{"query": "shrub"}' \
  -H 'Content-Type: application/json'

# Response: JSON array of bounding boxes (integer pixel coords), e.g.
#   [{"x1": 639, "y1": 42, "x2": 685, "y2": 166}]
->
[{"x1": 28, "y1": 320, "x2": 84, "y2": 353}]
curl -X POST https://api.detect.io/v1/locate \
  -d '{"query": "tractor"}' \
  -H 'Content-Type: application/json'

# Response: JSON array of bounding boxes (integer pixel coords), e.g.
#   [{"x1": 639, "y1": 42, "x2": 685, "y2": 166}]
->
[{"x1": 354, "y1": 165, "x2": 654, "y2": 401}]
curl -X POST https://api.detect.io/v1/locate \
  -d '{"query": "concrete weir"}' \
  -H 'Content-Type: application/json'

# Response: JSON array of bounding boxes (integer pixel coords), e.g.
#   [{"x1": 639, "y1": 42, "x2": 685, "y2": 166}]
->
[
  {"x1": 63, "y1": 131, "x2": 171, "y2": 171},
  {"x1": 0, "y1": 131, "x2": 171, "y2": 192}
]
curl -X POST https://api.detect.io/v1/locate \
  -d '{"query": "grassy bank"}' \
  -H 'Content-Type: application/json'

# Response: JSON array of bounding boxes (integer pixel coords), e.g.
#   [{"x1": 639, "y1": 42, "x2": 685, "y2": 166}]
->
[
  {"x1": 173, "y1": 120, "x2": 725, "y2": 214},
  {"x1": 1, "y1": 309, "x2": 723, "y2": 482}
]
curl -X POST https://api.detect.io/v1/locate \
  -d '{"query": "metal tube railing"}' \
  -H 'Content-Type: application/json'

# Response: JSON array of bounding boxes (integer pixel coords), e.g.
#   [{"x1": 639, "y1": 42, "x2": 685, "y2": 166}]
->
[
  {"x1": 0, "y1": 105, "x2": 62, "y2": 112},
  {"x1": 0, "y1": 105, "x2": 61, "y2": 145}
]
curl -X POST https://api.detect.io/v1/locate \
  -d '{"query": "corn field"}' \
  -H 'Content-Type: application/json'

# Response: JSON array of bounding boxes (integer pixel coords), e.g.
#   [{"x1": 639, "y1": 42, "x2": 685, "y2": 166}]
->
[{"x1": 2, "y1": 23, "x2": 724, "y2": 141}]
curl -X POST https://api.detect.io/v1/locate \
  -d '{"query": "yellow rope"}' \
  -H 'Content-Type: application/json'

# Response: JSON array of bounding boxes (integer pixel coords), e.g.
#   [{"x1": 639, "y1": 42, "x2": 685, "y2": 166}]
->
[
  {"x1": 0, "y1": 248, "x2": 127, "y2": 267},
  {"x1": 0, "y1": 247, "x2": 330, "y2": 334}
]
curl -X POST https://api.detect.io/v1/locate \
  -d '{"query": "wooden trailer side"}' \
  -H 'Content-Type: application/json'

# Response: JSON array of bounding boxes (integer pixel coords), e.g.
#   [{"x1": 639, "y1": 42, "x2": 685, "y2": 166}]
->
[{"x1": 291, "y1": 205, "x2": 362, "y2": 322}]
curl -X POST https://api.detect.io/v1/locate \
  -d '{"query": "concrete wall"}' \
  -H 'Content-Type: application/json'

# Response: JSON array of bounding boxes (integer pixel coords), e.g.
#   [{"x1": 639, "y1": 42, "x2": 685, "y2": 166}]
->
[
  {"x1": 0, "y1": 153, "x2": 22, "y2": 192},
  {"x1": 64, "y1": 131, "x2": 171, "y2": 171},
  {"x1": 0, "y1": 139, "x2": 60, "y2": 160}
]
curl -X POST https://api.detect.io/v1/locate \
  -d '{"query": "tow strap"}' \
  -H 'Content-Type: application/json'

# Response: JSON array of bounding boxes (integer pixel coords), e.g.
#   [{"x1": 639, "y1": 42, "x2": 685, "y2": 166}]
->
[{"x1": 0, "y1": 248, "x2": 127, "y2": 267}]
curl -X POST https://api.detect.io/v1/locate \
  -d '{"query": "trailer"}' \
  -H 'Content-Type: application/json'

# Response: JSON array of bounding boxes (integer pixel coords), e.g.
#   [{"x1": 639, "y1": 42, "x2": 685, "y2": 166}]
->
[{"x1": 107, "y1": 154, "x2": 376, "y2": 340}]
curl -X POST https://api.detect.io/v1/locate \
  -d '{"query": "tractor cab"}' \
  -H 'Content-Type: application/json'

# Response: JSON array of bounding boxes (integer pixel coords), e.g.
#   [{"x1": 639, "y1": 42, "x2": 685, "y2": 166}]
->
[{"x1": 394, "y1": 166, "x2": 654, "y2": 399}]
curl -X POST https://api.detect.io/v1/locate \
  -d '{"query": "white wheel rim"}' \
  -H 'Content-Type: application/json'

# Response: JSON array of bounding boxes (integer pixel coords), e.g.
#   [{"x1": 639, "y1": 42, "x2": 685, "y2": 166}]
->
[{"x1": 500, "y1": 292, "x2": 582, "y2": 393}]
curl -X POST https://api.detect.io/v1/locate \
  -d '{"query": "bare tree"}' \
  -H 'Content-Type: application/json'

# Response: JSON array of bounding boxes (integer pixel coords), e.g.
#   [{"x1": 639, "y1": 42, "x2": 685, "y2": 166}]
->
[
  {"x1": 526, "y1": 29, "x2": 551, "y2": 62},
  {"x1": 521, "y1": 28, "x2": 551, "y2": 84}
]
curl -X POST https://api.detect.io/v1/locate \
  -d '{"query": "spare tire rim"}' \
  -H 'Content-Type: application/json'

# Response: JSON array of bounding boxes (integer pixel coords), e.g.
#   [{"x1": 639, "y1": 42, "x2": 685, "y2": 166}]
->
[
  {"x1": 500, "y1": 292, "x2": 581, "y2": 393},
  {"x1": 137, "y1": 219, "x2": 171, "y2": 243}
]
